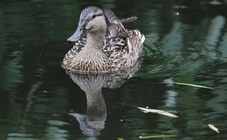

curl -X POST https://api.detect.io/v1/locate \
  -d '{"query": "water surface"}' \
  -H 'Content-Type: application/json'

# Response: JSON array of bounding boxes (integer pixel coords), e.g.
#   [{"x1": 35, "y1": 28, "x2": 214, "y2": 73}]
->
[{"x1": 1, "y1": 0, "x2": 227, "y2": 139}]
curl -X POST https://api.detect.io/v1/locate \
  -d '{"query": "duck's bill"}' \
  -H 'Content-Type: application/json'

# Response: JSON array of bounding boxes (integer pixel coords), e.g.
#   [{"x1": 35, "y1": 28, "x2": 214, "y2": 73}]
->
[{"x1": 67, "y1": 25, "x2": 85, "y2": 43}]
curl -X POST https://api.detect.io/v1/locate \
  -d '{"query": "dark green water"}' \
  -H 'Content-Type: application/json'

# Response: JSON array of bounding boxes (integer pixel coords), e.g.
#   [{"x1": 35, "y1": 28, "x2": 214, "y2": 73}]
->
[{"x1": 1, "y1": 0, "x2": 227, "y2": 139}]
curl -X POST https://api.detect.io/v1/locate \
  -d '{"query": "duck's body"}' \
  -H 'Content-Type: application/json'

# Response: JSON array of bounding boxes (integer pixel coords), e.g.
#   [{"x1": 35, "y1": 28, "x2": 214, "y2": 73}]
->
[{"x1": 62, "y1": 6, "x2": 145, "y2": 74}]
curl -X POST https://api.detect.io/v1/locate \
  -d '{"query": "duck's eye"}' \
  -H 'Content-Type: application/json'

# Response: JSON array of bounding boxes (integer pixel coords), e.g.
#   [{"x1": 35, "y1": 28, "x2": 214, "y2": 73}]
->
[{"x1": 91, "y1": 14, "x2": 102, "y2": 19}]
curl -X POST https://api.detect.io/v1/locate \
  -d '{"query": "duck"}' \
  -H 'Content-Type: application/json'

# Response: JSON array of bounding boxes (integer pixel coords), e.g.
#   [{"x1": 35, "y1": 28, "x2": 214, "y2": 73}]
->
[{"x1": 62, "y1": 6, "x2": 145, "y2": 74}]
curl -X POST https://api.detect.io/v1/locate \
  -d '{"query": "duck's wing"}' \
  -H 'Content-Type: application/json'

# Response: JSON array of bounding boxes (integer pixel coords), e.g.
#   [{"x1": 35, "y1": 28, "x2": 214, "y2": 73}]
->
[
  {"x1": 104, "y1": 9, "x2": 127, "y2": 38},
  {"x1": 104, "y1": 37, "x2": 127, "y2": 53},
  {"x1": 104, "y1": 9, "x2": 124, "y2": 25},
  {"x1": 106, "y1": 23, "x2": 121, "y2": 38},
  {"x1": 106, "y1": 17, "x2": 137, "y2": 37}
]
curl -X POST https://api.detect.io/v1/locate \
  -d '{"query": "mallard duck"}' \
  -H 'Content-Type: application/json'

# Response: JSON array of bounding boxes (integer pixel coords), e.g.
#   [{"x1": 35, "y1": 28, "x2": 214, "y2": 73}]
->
[{"x1": 62, "y1": 6, "x2": 145, "y2": 74}]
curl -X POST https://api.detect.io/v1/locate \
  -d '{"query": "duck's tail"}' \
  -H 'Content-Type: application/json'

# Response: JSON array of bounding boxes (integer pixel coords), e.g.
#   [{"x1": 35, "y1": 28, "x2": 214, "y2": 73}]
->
[{"x1": 120, "y1": 16, "x2": 138, "y2": 24}]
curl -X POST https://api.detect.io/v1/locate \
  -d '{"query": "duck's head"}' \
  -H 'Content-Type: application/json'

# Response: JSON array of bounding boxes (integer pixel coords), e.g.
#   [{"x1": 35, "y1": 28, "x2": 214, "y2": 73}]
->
[{"x1": 67, "y1": 6, "x2": 107, "y2": 43}]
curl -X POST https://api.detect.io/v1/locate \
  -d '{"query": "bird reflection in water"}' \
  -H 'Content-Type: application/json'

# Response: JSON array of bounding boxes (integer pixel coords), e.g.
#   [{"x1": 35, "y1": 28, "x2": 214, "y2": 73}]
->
[{"x1": 64, "y1": 60, "x2": 142, "y2": 136}]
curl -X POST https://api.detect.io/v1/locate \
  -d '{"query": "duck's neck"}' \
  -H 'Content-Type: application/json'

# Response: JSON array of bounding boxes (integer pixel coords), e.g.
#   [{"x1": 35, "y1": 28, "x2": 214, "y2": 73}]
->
[{"x1": 86, "y1": 32, "x2": 106, "y2": 50}]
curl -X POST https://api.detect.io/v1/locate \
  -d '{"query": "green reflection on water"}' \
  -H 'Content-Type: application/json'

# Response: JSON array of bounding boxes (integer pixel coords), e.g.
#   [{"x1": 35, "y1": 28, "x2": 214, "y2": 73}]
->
[
  {"x1": 0, "y1": 51, "x2": 23, "y2": 91},
  {"x1": 0, "y1": 0, "x2": 227, "y2": 140}
]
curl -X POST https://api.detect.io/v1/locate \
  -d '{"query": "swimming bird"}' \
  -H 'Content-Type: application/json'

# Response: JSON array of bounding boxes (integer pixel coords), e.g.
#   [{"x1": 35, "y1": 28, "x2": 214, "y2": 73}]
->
[{"x1": 62, "y1": 6, "x2": 145, "y2": 74}]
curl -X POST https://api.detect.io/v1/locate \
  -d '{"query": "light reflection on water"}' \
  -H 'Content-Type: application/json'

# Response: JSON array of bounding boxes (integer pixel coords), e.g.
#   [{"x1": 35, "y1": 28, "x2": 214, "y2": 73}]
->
[{"x1": 0, "y1": 0, "x2": 227, "y2": 140}]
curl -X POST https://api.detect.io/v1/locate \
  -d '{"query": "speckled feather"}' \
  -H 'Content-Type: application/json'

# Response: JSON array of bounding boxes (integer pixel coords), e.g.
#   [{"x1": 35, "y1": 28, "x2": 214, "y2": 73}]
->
[{"x1": 62, "y1": 29, "x2": 144, "y2": 73}]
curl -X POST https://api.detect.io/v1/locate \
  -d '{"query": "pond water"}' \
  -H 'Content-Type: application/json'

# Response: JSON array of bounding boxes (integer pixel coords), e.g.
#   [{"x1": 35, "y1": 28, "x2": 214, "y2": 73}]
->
[{"x1": 1, "y1": 0, "x2": 227, "y2": 139}]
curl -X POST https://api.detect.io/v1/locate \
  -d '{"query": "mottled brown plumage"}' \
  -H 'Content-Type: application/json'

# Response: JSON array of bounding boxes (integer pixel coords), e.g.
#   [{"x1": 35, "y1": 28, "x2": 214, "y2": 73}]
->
[{"x1": 62, "y1": 6, "x2": 145, "y2": 74}]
